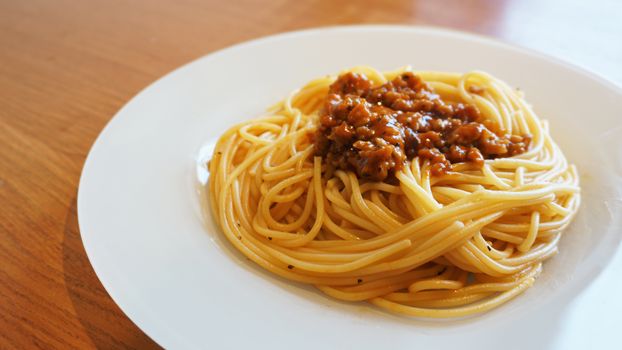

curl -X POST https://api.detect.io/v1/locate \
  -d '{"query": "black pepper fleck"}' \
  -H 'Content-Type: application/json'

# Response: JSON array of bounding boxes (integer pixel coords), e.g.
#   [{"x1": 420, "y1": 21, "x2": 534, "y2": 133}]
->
[{"x1": 287, "y1": 265, "x2": 294, "y2": 269}]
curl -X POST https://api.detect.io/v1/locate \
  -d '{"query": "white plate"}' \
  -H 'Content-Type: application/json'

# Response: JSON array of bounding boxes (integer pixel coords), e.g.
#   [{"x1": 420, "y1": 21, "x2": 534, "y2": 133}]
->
[{"x1": 78, "y1": 26, "x2": 622, "y2": 349}]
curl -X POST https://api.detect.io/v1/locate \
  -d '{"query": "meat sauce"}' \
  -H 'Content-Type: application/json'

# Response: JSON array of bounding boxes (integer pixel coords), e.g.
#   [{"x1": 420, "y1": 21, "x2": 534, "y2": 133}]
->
[{"x1": 314, "y1": 72, "x2": 530, "y2": 181}]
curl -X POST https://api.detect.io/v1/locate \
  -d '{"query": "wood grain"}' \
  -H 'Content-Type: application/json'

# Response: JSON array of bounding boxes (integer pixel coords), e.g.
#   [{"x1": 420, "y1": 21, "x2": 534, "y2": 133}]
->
[{"x1": 0, "y1": 0, "x2": 620, "y2": 348}]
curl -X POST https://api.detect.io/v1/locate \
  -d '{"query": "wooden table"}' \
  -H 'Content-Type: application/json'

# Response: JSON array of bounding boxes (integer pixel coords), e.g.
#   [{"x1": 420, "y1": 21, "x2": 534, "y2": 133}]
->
[{"x1": 1, "y1": 0, "x2": 620, "y2": 348}]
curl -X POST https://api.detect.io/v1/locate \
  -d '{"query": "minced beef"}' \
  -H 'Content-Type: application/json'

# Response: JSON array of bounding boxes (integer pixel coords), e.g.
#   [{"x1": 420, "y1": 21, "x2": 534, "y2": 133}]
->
[{"x1": 314, "y1": 72, "x2": 530, "y2": 181}]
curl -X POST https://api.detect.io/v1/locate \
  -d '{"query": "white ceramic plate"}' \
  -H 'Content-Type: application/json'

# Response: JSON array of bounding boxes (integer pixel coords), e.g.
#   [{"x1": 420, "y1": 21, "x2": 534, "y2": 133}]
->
[{"x1": 78, "y1": 26, "x2": 622, "y2": 349}]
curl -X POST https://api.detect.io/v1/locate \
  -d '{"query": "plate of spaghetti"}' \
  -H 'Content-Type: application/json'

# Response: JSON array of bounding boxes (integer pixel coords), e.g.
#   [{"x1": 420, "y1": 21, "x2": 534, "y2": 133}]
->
[{"x1": 79, "y1": 26, "x2": 622, "y2": 349}]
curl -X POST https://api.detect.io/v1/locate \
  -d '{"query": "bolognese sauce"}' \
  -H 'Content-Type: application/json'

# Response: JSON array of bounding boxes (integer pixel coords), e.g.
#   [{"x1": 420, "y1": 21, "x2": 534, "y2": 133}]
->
[{"x1": 315, "y1": 72, "x2": 530, "y2": 181}]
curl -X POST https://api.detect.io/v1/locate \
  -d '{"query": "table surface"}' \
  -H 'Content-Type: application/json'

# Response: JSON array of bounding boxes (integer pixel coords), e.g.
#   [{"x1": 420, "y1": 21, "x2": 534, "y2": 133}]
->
[{"x1": 1, "y1": 0, "x2": 621, "y2": 348}]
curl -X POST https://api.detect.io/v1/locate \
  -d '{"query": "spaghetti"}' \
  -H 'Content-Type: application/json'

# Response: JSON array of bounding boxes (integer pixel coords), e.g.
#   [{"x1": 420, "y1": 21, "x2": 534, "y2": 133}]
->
[{"x1": 207, "y1": 66, "x2": 580, "y2": 318}]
